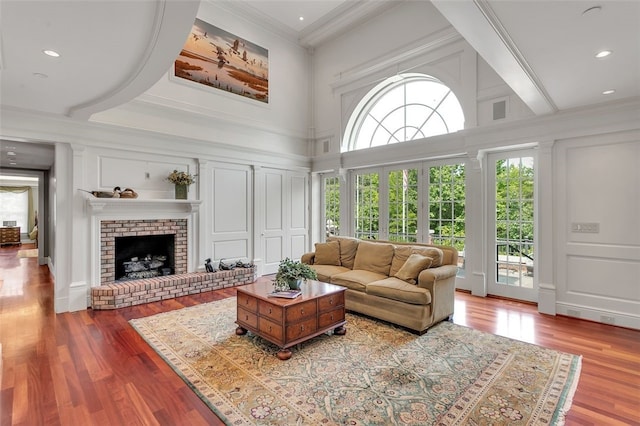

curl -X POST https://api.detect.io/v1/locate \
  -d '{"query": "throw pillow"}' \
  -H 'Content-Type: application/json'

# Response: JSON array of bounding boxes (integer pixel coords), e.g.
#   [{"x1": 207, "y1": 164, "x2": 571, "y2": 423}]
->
[
  {"x1": 353, "y1": 241, "x2": 394, "y2": 276},
  {"x1": 338, "y1": 238, "x2": 359, "y2": 269},
  {"x1": 390, "y1": 245, "x2": 413, "y2": 277},
  {"x1": 394, "y1": 253, "x2": 433, "y2": 284},
  {"x1": 314, "y1": 241, "x2": 341, "y2": 266},
  {"x1": 411, "y1": 246, "x2": 444, "y2": 267}
]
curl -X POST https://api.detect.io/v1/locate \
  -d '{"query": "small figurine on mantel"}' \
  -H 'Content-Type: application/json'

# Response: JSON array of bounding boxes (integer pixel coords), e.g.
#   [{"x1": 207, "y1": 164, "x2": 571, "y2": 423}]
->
[
  {"x1": 79, "y1": 186, "x2": 122, "y2": 198},
  {"x1": 79, "y1": 186, "x2": 138, "y2": 198}
]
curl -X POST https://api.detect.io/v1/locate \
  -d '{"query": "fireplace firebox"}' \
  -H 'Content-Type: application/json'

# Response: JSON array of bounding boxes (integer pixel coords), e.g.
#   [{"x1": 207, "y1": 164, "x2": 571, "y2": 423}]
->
[{"x1": 115, "y1": 234, "x2": 175, "y2": 281}]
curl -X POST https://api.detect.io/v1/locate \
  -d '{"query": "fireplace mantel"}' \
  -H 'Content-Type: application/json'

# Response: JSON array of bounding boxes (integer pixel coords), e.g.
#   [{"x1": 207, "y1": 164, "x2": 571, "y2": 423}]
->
[{"x1": 87, "y1": 198, "x2": 201, "y2": 214}]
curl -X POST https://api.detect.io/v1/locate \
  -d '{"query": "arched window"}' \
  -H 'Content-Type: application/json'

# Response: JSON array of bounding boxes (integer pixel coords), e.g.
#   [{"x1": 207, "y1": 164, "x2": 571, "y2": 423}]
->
[{"x1": 344, "y1": 73, "x2": 464, "y2": 152}]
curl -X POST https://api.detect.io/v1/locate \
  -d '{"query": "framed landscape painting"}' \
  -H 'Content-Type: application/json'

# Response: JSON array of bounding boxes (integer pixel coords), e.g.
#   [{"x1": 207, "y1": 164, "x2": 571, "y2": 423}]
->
[{"x1": 174, "y1": 18, "x2": 269, "y2": 103}]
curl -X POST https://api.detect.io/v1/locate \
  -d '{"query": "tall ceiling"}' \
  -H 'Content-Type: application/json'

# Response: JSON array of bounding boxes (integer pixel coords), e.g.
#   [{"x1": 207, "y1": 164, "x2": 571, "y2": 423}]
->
[{"x1": 1, "y1": 0, "x2": 638, "y2": 170}]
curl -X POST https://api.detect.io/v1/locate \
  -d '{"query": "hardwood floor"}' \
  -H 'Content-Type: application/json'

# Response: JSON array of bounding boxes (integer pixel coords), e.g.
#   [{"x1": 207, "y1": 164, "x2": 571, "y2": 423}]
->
[{"x1": 1, "y1": 244, "x2": 638, "y2": 425}]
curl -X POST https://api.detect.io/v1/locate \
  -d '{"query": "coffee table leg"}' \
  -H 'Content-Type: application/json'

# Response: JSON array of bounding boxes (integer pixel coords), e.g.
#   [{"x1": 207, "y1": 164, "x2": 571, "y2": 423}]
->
[
  {"x1": 334, "y1": 325, "x2": 346, "y2": 335},
  {"x1": 235, "y1": 326, "x2": 247, "y2": 335},
  {"x1": 277, "y1": 348, "x2": 292, "y2": 361}
]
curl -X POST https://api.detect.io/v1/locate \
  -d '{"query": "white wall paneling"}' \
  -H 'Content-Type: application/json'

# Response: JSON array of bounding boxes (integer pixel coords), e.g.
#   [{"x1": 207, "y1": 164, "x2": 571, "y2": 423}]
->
[
  {"x1": 255, "y1": 168, "x2": 310, "y2": 275},
  {"x1": 260, "y1": 169, "x2": 286, "y2": 274},
  {"x1": 289, "y1": 173, "x2": 309, "y2": 259},
  {"x1": 93, "y1": 150, "x2": 197, "y2": 200},
  {"x1": 208, "y1": 162, "x2": 253, "y2": 263},
  {"x1": 555, "y1": 131, "x2": 640, "y2": 329}
]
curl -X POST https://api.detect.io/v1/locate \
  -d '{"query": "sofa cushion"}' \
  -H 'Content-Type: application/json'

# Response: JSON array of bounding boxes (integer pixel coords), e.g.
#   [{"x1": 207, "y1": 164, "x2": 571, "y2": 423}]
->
[
  {"x1": 309, "y1": 265, "x2": 350, "y2": 283},
  {"x1": 366, "y1": 278, "x2": 432, "y2": 305},
  {"x1": 353, "y1": 241, "x2": 394, "y2": 276},
  {"x1": 331, "y1": 270, "x2": 388, "y2": 292},
  {"x1": 411, "y1": 246, "x2": 444, "y2": 267},
  {"x1": 391, "y1": 245, "x2": 444, "y2": 273},
  {"x1": 390, "y1": 246, "x2": 413, "y2": 277},
  {"x1": 314, "y1": 241, "x2": 341, "y2": 266},
  {"x1": 394, "y1": 254, "x2": 433, "y2": 284},
  {"x1": 328, "y1": 236, "x2": 359, "y2": 269}
]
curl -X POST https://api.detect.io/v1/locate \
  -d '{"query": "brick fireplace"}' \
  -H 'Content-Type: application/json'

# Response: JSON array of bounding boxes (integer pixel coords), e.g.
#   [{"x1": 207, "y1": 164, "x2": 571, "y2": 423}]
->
[
  {"x1": 100, "y1": 219, "x2": 187, "y2": 285},
  {"x1": 87, "y1": 198, "x2": 256, "y2": 310}
]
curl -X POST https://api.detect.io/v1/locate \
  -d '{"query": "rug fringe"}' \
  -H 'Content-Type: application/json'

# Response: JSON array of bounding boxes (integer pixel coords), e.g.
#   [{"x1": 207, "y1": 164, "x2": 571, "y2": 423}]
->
[{"x1": 554, "y1": 355, "x2": 583, "y2": 426}]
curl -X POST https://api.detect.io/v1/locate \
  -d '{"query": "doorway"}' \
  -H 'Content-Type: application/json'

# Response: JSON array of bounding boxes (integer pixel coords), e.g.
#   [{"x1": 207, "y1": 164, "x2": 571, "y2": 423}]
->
[{"x1": 487, "y1": 150, "x2": 537, "y2": 302}]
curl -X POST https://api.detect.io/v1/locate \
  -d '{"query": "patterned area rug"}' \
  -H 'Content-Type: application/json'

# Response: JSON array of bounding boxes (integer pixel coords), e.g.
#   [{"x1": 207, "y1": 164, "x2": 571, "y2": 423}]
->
[
  {"x1": 16, "y1": 249, "x2": 38, "y2": 258},
  {"x1": 130, "y1": 297, "x2": 581, "y2": 425}
]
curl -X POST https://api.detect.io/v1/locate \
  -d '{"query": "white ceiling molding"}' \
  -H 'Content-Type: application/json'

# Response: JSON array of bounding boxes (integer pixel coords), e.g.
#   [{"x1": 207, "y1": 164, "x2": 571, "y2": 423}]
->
[
  {"x1": 213, "y1": 0, "x2": 300, "y2": 45},
  {"x1": 329, "y1": 27, "x2": 462, "y2": 93},
  {"x1": 432, "y1": 0, "x2": 557, "y2": 116},
  {"x1": 68, "y1": 0, "x2": 199, "y2": 120},
  {"x1": 299, "y1": 1, "x2": 403, "y2": 48}
]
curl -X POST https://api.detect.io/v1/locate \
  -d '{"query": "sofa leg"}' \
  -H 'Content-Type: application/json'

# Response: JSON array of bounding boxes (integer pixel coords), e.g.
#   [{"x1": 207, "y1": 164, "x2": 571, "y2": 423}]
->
[{"x1": 447, "y1": 314, "x2": 454, "y2": 322}]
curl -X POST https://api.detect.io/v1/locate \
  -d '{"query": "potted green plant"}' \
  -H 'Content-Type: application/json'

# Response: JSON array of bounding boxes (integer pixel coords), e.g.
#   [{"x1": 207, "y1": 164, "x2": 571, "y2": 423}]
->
[{"x1": 275, "y1": 258, "x2": 318, "y2": 290}]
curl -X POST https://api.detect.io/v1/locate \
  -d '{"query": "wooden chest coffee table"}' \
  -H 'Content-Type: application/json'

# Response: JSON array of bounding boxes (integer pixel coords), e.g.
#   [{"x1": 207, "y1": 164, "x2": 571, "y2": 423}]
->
[{"x1": 236, "y1": 280, "x2": 346, "y2": 360}]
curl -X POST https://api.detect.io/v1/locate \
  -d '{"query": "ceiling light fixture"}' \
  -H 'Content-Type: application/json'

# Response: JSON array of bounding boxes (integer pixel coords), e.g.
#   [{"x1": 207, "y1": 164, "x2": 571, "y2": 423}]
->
[
  {"x1": 595, "y1": 50, "x2": 612, "y2": 59},
  {"x1": 33, "y1": 72, "x2": 48, "y2": 78},
  {"x1": 9, "y1": 162, "x2": 17, "y2": 166},
  {"x1": 43, "y1": 49, "x2": 60, "y2": 57},
  {"x1": 299, "y1": 16, "x2": 304, "y2": 21},
  {"x1": 7, "y1": 151, "x2": 16, "y2": 156},
  {"x1": 602, "y1": 89, "x2": 615, "y2": 95}
]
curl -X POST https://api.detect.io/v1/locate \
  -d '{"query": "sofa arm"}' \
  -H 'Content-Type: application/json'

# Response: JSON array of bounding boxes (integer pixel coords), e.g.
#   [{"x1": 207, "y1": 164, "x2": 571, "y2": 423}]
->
[
  {"x1": 417, "y1": 265, "x2": 458, "y2": 287},
  {"x1": 417, "y1": 265, "x2": 457, "y2": 323},
  {"x1": 301, "y1": 252, "x2": 315, "y2": 265}
]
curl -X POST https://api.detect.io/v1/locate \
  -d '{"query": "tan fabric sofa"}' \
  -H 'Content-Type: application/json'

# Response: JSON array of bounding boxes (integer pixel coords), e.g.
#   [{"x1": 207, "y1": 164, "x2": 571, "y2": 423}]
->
[{"x1": 301, "y1": 236, "x2": 458, "y2": 334}]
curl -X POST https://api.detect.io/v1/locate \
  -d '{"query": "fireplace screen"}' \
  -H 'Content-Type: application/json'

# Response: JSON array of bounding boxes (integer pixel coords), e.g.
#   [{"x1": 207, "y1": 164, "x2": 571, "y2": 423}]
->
[{"x1": 115, "y1": 234, "x2": 175, "y2": 281}]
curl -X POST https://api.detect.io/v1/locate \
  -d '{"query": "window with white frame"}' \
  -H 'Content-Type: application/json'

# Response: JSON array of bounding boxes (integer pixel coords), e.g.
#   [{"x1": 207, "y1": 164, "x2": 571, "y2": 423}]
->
[
  {"x1": 323, "y1": 175, "x2": 340, "y2": 238},
  {"x1": 428, "y1": 163, "x2": 466, "y2": 276},
  {"x1": 344, "y1": 73, "x2": 464, "y2": 152},
  {"x1": 0, "y1": 191, "x2": 29, "y2": 230}
]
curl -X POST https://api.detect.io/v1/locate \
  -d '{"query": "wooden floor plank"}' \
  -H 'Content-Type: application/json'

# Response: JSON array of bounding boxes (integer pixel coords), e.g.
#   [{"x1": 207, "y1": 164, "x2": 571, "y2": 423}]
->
[{"x1": 0, "y1": 244, "x2": 638, "y2": 425}]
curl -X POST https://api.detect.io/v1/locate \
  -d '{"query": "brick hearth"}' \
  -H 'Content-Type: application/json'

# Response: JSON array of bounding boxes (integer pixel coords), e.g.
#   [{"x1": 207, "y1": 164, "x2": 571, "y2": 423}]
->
[{"x1": 91, "y1": 267, "x2": 256, "y2": 310}]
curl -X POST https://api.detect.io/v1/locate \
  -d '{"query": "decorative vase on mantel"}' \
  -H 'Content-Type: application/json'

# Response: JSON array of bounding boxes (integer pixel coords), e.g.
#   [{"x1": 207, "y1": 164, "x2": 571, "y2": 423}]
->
[{"x1": 174, "y1": 184, "x2": 188, "y2": 200}]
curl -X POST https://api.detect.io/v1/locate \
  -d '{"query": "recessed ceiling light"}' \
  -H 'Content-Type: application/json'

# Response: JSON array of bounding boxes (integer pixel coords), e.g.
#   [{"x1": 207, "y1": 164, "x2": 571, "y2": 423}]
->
[
  {"x1": 33, "y1": 72, "x2": 48, "y2": 78},
  {"x1": 9, "y1": 162, "x2": 17, "y2": 166},
  {"x1": 602, "y1": 89, "x2": 615, "y2": 95},
  {"x1": 7, "y1": 151, "x2": 16, "y2": 156},
  {"x1": 299, "y1": 16, "x2": 304, "y2": 21},
  {"x1": 595, "y1": 50, "x2": 612, "y2": 59},
  {"x1": 43, "y1": 49, "x2": 60, "y2": 57}
]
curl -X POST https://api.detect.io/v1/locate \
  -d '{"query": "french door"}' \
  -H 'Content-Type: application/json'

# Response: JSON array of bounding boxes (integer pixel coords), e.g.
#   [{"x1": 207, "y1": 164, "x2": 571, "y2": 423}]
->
[
  {"x1": 487, "y1": 150, "x2": 537, "y2": 302},
  {"x1": 353, "y1": 165, "x2": 421, "y2": 242}
]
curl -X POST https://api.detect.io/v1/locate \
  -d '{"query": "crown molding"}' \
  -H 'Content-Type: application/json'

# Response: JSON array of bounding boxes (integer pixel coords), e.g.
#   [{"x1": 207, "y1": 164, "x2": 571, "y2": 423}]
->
[
  {"x1": 299, "y1": 1, "x2": 404, "y2": 48},
  {"x1": 329, "y1": 27, "x2": 463, "y2": 93},
  {"x1": 211, "y1": 0, "x2": 300, "y2": 45}
]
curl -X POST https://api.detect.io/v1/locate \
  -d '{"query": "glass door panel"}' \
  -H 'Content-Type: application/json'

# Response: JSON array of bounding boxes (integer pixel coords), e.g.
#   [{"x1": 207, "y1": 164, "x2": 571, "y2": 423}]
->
[
  {"x1": 388, "y1": 168, "x2": 418, "y2": 242},
  {"x1": 354, "y1": 172, "x2": 380, "y2": 240},
  {"x1": 428, "y1": 163, "x2": 466, "y2": 276},
  {"x1": 488, "y1": 152, "x2": 536, "y2": 301}
]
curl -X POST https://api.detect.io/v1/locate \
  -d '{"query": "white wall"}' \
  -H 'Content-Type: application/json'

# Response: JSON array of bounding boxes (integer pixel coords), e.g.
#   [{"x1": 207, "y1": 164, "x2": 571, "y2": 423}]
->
[
  {"x1": 308, "y1": 2, "x2": 640, "y2": 328},
  {"x1": 0, "y1": 1, "x2": 313, "y2": 313},
  {"x1": 555, "y1": 131, "x2": 640, "y2": 329},
  {"x1": 91, "y1": 1, "x2": 311, "y2": 157}
]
